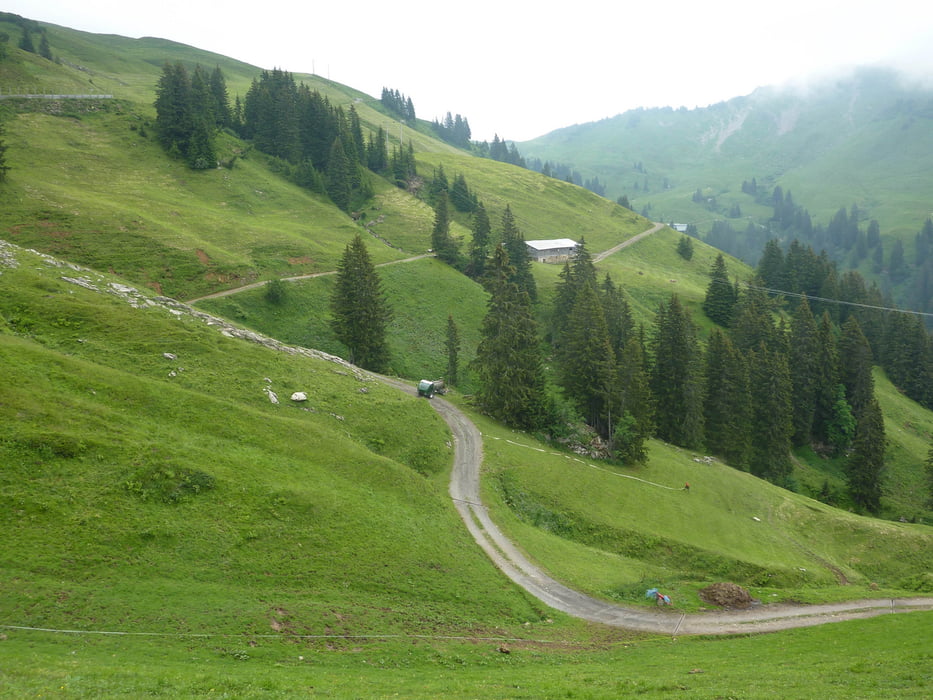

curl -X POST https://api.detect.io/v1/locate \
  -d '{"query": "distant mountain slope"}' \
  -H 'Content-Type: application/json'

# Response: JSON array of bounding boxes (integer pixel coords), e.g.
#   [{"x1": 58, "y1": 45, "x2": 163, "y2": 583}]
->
[{"x1": 519, "y1": 67, "x2": 933, "y2": 239}]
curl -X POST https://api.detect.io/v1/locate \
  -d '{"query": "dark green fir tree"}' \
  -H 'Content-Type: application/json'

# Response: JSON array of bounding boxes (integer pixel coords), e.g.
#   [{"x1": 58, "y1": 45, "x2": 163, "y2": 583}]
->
[
  {"x1": 558, "y1": 280, "x2": 615, "y2": 436},
  {"x1": 500, "y1": 205, "x2": 536, "y2": 302},
  {"x1": 650, "y1": 294, "x2": 704, "y2": 448},
  {"x1": 472, "y1": 245, "x2": 550, "y2": 430},
  {"x1": 845, "y1": 397, "x2": 886, "y2": 513},
  {"x1": 330, "y1": 234, "x2": 391, "y2": 372},
  {"x1": 466, "y1": 203, "x2": 491, "y2": 281},
  {"x1": 702, "y1": 254, "x2": 737, "y2": 326},
  {"x1": 703, "y1": 328, "x2": 751, "y2": 468}
]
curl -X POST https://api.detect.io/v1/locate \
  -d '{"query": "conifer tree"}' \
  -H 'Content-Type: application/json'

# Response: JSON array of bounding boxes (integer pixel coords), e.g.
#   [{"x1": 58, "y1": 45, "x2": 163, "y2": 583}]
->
[
  {"x1": 845, "y1": 397, "x2": 886, "y2": 513},
  {"x1": 450, "y1": 173, "x2": 475, "y2": 212},
  {"x1": 467, "y1": 203, "x2": 491, "y2": 281},
  {"x1": 431, "y1": 191, "x2": 460, "y2": 266},
  {"x1": 600, "y1": 274, "x2": 634, "y2": 359},
  {"x1": 472, "y1": 245, "x2": 550, "y2": 430},
  {"x1": 326, "y1": 136, "x2": 351, "y2": 211},
  {"x1": 154, "y1": 62, "x2": 193, "y2": 157},
  {"x1": 330, "y1": 234, "x2": 391, "y2": 372},
  {"x1": 38, "y1": 31, "x2": 52, "y2": 60},
  {"x1": 825, "y1": 384, "x2": 856, "y2": 455},
  {"x1": 812, "y1": 312, "x2": 841, "y2": 444},
  {"x1": 702, "y1": 254, "x2": 737, "y2": 326},
  {"x1": 731, "y1": 284, "x2": 779, "y2": 354},
  {"x1": 500, "y1": 205, "x2": 536, "y2": 302},
  {"x1": 703, "y1": 328, "x2": 751, "y2": 467},
  {"x1": 838, "y1": 317, "x2": 874, "y2": 418},
  {"x1": 208, "y1": 66, "x2": 231, "y2": 128},
  {"x1": 747, "y1": 343, "x2": 794, "y2": 484},
  {"x1": 559, "y1": 281, "x2": 615, "y2": 436},
  {"x1": 551, "y1": 239, "x2": 596, "y2": 348},
  {"x1": 18, "y1": 27, "x2": 34, "y2": 53},
  {"x1": 613, "y1": 335, "x2": 654, "y2": 464},
  {"x1": 789, "y1": 296, "x2": 819, "y2": 445},
  {"x1": 650, "y1": 294, "x2": 704, "y2": 448},
  {"x1": 676, "y1": 235, "x2": 694, "y2": 260},
  {"x1": 757, "y1": 239, "x2": 786, "y2": 290}
]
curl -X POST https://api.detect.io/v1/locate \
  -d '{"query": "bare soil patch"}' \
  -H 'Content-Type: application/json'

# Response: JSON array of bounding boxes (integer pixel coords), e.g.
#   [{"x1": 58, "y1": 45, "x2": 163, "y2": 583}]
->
[{"x1": 698, "y1": 582, "x2": 756, "y2": 609}]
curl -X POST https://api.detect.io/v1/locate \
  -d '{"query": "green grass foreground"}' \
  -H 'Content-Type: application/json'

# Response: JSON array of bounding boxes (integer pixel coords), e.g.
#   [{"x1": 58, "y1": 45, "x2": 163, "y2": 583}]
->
[
  {"x1": 2, "y1": 19, "x2": 933, "y2": 698},
  {"x1": 1, "y1": 612, "x2": 931, "y2": 698}
]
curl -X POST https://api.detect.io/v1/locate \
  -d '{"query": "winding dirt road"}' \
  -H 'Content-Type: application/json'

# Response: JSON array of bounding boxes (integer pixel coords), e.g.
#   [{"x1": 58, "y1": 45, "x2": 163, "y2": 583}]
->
[
  {"x1": 181, "y1": 222, "x2": 932, "y2": 635},
  {"x1": 407, "y1": 387, "x2": 933, "y2": 636}
]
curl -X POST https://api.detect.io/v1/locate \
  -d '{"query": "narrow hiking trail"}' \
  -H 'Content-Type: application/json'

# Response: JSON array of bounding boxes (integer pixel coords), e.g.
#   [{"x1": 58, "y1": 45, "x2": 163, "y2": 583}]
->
[
  {"x1": 185, "y1": 221, "x2": 664, "y2": 304},
  {"x1": 185, "y1": 254, "x2": 433, "y2": 304},
  {"x1": 593, "y1": 222, "x2": 665, "y2": 262}
]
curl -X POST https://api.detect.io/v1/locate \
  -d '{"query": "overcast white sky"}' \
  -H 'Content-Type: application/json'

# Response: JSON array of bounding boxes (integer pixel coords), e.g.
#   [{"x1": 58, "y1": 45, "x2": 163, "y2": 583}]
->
[{"x1": 7, "y1": 1, "x2": 933, "y2": 141}]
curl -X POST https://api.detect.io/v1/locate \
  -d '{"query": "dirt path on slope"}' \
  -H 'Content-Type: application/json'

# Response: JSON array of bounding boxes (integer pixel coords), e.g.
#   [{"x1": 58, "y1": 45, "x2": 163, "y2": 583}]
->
[
  {"x1": 187, "y1": 220, "x2": 661, "y2": 304},
  {"x1": 184, "y1": 254, "x2": 432, "y2": 304},
  {"x1": 391, "y1": 384, "x2": 933, "y2": 636},
  {"x1": 593, "y1": 222, "x2": 665, "y2": 263}
]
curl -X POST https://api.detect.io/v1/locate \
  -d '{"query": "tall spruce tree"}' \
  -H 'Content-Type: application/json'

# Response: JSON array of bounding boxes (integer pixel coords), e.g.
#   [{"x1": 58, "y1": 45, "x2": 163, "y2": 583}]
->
[
  {"x1": 326, "y1": 136, "x2": 352, "y2": 211},
  {"x1": 466, "y1": 203, "x2": 491, "y2": 281},
  {"x1": 812, "y1": 312, "x2": 841, "y2": 445},
  {"x1": 551, "y1": 239, "x2": 596, "y2": 348},
  {"x1": 614, "y1": 335, "x2": 654, "y2": 464},
  {"x1": 747, "y1": 343, "x2": 794, "y2": 485},
  {"x1": 600, "y1": 274, "x2": 634, "y2": 359},
  {"x1": 650, "y1": 294, "x2": 704, "y2": 448},
  {"x1": 838, "y1": 317, "x2": 875, "y2": 418},
  {"x1": 472, "y1": 245, "x2": 550, "y2": 430},
  {"x1": 845, "y1": 397, "x2": 886, "y2": 513},
  {"x1": 431, "y1": 190, "x2": 460, "y2": 266},
  {"x1": 500, "y1": 205, "x2": 536, "y2": 302},
  {"x1": 702, "y1": 253, "x2": 737, "y2": 326},
  {"x1": 789, "y1": 296, "x2": 819, "y2": 446},
  {"x1": 558, "y1": 280, "x2": 616, "y2": 437},
  {"x1": 731, "y1": 284, "x2": 779, "y2": 354},
  {"x1": 703, "y1": 328, "x2": 751, "y2": 468},
  {"x1": 330, "y1": 234, "x2": 391, "y2": 372},
  {"x1": 825, "y1": 384, "x2": 856, "y2": 455}
]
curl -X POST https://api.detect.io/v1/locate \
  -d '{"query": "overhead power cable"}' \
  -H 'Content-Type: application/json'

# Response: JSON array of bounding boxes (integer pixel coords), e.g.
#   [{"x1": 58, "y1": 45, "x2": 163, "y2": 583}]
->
[{"x1": 710, "y1": 278, "x2": 933, "y2": 318}]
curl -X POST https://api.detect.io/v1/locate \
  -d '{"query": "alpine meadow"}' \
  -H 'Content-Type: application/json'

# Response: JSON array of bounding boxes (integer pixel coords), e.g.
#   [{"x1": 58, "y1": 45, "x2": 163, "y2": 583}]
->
[{"x1": 1, "y1": 12, "x2": 932, "y2": 699}]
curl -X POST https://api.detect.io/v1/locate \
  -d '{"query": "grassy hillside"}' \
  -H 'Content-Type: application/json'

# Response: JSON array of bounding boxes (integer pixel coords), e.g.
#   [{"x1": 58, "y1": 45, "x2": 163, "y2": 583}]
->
[
  {"x1": 2, "y1": 239, "x2": 931, "y2": 698},
  {"x1": 520, "y1": 67, "x2": 933, "y2": 240},
  {"x1": 2, "y1": 18, "x2": 932, "y2": 697},
  {"x1": 0, "y1": 241, "x2": 543, "y2": 636}
]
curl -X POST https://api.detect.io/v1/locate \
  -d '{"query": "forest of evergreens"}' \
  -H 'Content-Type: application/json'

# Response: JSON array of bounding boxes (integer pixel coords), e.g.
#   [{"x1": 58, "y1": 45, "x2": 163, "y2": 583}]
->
[{"x1": 149, "y1": 58, "x2": 933, "y2": 515}]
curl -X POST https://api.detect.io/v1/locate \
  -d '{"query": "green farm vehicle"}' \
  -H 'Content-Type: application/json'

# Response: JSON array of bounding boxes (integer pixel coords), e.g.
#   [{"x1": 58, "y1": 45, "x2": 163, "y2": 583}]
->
[{"x1": 417, "y1": 379, "x2": 446, "y2": 398}]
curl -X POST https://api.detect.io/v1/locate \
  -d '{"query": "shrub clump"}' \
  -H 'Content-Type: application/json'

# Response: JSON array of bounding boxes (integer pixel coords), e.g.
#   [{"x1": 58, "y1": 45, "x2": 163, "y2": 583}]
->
[{"x1": 125, "y1": 464, "x2": 216, "y2": 503}]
